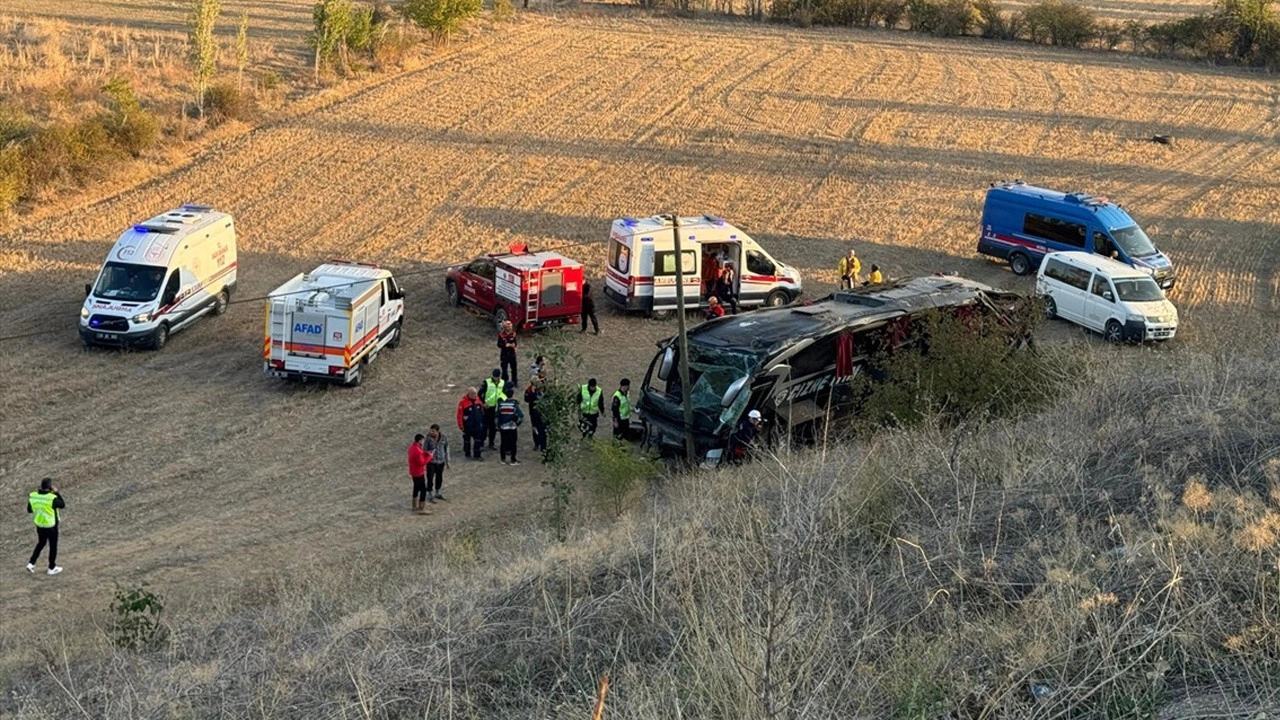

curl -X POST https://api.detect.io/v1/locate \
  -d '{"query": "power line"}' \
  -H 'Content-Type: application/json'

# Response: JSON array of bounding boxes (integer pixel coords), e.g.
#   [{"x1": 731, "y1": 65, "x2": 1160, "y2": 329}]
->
[{"x1": 0, "y1": 238, "x2": 604, "y2": 343}]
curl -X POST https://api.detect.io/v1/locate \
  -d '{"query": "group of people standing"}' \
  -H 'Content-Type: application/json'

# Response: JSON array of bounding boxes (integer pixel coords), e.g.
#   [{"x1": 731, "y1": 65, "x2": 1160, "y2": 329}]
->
[
  {"x1": 701, "y1": 249, "x2": 740, "y2": 318},
  {"x1": 838, "y1": 248, "x2": 884, "y2": 289}
]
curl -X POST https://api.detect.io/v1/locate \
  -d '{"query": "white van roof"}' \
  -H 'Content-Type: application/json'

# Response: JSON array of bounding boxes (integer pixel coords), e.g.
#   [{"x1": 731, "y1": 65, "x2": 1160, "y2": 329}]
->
[
  {"x1": 612, "y1": 214, "x2": 749, "y2": 241},
  {"x1": 1047, "y1": 251, "x2": 1149, "y2": 279},
  {"x1": 268, "y1": 262, "x2": 391, "y2": 311},
  {"x1": 109, "y1": 204, "x2": 233, "y2": 268}
]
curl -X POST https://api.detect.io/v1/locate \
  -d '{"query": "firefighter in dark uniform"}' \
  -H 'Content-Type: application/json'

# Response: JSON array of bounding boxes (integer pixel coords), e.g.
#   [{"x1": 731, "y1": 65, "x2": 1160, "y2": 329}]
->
[
  {"x1": 525, "y1": 371, "x2": 548, "y2": 453},
  {"x1": 497, "y1": 320, "x2": 518, "y2": 385},
  {"x1": 728, "y1": 409, "x2": 764, "y2": 465}
]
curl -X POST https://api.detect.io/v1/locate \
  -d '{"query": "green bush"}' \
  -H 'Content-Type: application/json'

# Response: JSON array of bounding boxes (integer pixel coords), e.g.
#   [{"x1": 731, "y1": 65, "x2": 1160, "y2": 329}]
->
[
  {"x1": 493, "y1": 0, "x2": 516, "y2": 21},
  {"x1": 580, "y1": 440, "x2": 662, "y2": 517},
  {"x1": 973, "y1": 0, "x2": 1020, "y2": 38},
  {"x1": 905, "y1": 0, "x2": 975, "y2": 37},
  {"x1": 1022, "y1": 0, "x2": 1096, "y2": 46},
  {"x1": 109, "y1": 585, "x2": 169, "y2": 652},
  {"x1": 878, "y1": 0, "x2": 907, "y2": 27},
  {"x1": 100, "y1": 77, "x2": 159, "y2": 157},
  {"x1": 400, "y1": 0, "x2": 483, "y2": 41},
  {"x1": 23, "y1": 120, "x2": 120, "y2": 189},
  {"x1": 849, "y1": 302, "x2": 1066, "y2": 432},
  {"x1": 203, "y1": 81, "x2": 255, "y2": 125}
]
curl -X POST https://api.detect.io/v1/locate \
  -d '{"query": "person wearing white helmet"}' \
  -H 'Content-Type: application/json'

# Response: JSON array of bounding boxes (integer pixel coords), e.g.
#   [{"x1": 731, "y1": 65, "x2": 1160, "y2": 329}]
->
[{"x1": 729, "y1": 409, "x2": 765, "y2": 464}]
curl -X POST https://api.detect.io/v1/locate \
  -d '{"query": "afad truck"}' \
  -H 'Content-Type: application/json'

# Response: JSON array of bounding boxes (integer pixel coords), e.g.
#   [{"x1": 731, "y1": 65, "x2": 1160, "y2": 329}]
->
[{"x1": 264, "y1": 261, "x2": 405, "y2": 387}]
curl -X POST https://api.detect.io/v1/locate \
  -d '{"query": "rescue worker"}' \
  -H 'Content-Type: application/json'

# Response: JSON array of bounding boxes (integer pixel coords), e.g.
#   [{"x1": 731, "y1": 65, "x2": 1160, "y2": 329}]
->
[
  {"x1": 838, "y1": 249, "x2": 861, "y2": 289},
  {"x1": 612, "y1": 378, "x2": 635, "y2": 441},
  {"x1": 705, "y1": 296, "x2": 725, "y2": 321},
  {"x1": 530, "y1": 354, "x2": 548, "y2": 380},
  {"x1": 497, "y1": 382, "x2": 525, "y2": 465},
  {"x1": 715, "y1": 264, "x2": 739, "y2": 314},
  {"x1": 408, "y1": 434, "x2": 431, "y2": 513},
  {"x1": 867, "y1": 265, "x2": 883, "y2": 285},
  {"x1": 580, "y1": 281, "x2": 600, "y2": 335},
  {"x1": 579, "y1": 377, "x2": 603, "y2": 438},
  {"x1": 26, "y1": 477, "x2": 65, "y2": 575},
  {"x1": 424, "y1": 424, "x2": 450, "y2": 503},
  {"x1": 456, "y1": 387, "x2": 487, "y2": 461},
  {"x1": 481, "y1": 368, "x2": 506, "y2": 450},
  {"x1": 728, "y1": 409, "x2": 765, "y2": 465},
  {"x1": 525, "y1": 372, "x2": 548, "y2": 453},
  {"x1": 702, "y1": 249, "x2": 721, "y2": 298},
  {"x1": 497, "y1": 320, "x2": 519, "y2": 386}
]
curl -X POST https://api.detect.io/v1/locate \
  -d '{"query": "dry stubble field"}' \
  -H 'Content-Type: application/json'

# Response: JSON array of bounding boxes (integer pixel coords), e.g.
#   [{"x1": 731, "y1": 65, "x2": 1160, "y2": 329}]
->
[{"x1": 2, "y1": 11, "x2": 1279, "y2": 660}]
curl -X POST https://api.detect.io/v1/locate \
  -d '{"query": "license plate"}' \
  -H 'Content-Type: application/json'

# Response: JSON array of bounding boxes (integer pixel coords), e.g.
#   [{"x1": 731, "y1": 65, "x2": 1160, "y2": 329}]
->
[{"x1": 95, "y1": 332, "x2": 116, "y2": 339}]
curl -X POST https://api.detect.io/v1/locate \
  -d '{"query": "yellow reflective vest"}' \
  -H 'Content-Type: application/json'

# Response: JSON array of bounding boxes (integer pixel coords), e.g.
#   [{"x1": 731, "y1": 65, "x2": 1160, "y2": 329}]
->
[
  {"x1": 28, "y1": 491, "x2": 56, "y2": 528},
  {"x1": 613, "y1": 390, "x2": 631, "y2": 420},
  {"x1": 483, "y1": 378, "x2": 506, "y2": 407},
  {"x1": 838, "y1": 255, "x2": 861, "y2": 277},
  {"x1": 580, "y1": 385, "x2": 602, "y2": 414}
]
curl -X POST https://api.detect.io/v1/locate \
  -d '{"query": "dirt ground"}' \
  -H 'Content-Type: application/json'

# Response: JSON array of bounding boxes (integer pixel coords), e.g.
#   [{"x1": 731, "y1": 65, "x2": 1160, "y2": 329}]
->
[{"x1": 1, "y1": 12, "x2": 1278, "y2": 659}]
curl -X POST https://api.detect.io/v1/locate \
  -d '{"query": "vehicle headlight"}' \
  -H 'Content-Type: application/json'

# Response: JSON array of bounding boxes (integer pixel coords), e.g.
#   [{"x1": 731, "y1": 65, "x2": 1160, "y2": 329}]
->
[
  {"x1": 1126, "y1": 314, "x2": 1145, "y2": 324},
  {"x1": 80, "y1": 307, "x2": 89, "y2": 320},
  {"x1": 131, "y1": 311, "x2": 153, "y2": 324},
  {"x1": 1147, "y1": 315, "x2": 1173, "y2": 324}
]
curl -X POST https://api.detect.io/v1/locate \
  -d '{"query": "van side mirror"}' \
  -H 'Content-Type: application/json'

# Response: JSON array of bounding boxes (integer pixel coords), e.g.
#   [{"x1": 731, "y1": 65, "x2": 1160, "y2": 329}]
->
[
  {"x1": 657, "y1": 347, "x2": 674, "y2": 381},
  {"x1": 1102, "y1": 291, "x2": 1114, "y2": 302},
  {"x1": 84, "y1": 283, "x2": 91, "y2": 298},
  {"x1": 721, "y1": 376, "x2": 749, "y2": 408}
]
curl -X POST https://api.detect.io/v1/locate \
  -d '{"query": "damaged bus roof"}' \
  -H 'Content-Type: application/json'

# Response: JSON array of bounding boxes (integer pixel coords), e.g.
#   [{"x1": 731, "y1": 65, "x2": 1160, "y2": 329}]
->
[{"x1": 680, "y1": 275, "x2": 1007, "y2": 354}]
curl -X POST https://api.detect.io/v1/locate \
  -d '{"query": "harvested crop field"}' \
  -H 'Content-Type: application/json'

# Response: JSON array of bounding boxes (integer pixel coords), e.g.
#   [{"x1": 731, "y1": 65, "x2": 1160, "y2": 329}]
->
[{"x1": 1, "y1": 12, "x2": 1279, "y2": 660}]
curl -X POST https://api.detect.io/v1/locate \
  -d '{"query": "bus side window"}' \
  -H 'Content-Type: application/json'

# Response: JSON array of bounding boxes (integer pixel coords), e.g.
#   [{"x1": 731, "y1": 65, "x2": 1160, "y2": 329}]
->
[{"x1": 1094, "y1": 232, "x2": 1117, "y2": 259}]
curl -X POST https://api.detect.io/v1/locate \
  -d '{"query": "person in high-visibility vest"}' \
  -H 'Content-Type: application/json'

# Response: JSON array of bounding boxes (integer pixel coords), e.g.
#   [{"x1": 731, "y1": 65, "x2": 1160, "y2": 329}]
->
[
  {"x1": 579, "y1": 378, "x2": 603, "y2": 439},
  {"x1": 867, "y1": 265, "x2": 883, "y2": 285},
  {"x1": 481, "y1": 368, "x2": 506, "y2": 450},
  {"x1": 612, "y1": 378, "x2": 635, "y2": 441},
  {"x1": 26, "y1": 478, "x2": 65, "y2": 575}
]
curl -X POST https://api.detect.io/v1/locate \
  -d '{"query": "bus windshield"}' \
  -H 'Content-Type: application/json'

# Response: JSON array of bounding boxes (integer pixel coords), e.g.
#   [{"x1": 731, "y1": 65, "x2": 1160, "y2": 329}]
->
[
  {"x1": 93, "y1": 262, "x2": 166, "y2": 302},
  {"x1": 1111, "y1": 225, "x2": 1158, "y2": 259}
]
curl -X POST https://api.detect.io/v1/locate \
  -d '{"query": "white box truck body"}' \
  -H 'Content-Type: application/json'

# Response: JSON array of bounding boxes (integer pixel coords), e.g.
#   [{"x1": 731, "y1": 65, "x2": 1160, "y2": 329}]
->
[
  {"x1": 263, "y1": 261, "x2": 405, "y2": 386},
  {"x1": 79, "y1": 203, "x2": 237, "y2": 349}
]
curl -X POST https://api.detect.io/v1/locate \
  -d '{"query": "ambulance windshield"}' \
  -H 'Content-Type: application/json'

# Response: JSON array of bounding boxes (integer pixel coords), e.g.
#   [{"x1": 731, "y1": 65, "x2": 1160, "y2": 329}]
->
[{"x1": 94, "y1": 262, "x2": 166, "y2": 302}]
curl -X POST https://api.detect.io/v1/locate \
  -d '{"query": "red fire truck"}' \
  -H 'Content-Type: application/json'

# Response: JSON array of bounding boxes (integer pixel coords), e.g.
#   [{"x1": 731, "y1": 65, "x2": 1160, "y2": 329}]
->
[{"x1": 445, "y1": 249, "x2": 584, "y2": 330}]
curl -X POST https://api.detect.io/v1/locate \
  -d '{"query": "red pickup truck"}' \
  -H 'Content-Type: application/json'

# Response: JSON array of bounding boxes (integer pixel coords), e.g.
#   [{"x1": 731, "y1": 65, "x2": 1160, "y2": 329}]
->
[{"x1": 445, "y1": 251, "x2": 585, "y2": 330}]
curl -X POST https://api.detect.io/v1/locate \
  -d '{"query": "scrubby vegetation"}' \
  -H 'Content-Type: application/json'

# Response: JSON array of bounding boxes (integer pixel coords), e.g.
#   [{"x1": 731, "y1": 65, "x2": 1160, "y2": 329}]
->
[
  {"x1": 765, "y1": 0, "x2": 1280, "y2": 68},
  {"x1": 6, "y1": 348, "x2": 1279, "y2": 718}
]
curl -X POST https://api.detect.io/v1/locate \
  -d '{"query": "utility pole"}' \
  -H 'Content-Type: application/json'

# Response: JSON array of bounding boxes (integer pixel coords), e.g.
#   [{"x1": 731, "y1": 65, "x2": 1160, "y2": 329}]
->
[{"x1": 669, "y1": 213, "x2": 697, "y2": 463}]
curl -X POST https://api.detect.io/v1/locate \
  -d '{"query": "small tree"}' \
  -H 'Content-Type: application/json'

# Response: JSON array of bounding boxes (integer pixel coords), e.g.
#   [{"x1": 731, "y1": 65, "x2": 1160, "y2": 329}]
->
[
  {"x1": 530, "y1": 342, "x2": 584, "y2": 540},
  {"x1": 581, "y1": 439, "x2": 663, "y2": 517},
  {"x1": 235, "y1": 10, "x2": 249, "y2": 89},
  {"x1": 1022, "y1": 0, "x2": 1096, "y2": 47},
  {"x1": 100, "y1": 77, "x2": 159, "y2": 157},
  {"x1": 401, "y1": 0, "x2": 483, "y2": 42},
  {"x1": 187, "y1": 0, "x2": 222, "y2": 116},
  {"x1": 313, "y1": 0, "x2": 353, "y2": 82}
]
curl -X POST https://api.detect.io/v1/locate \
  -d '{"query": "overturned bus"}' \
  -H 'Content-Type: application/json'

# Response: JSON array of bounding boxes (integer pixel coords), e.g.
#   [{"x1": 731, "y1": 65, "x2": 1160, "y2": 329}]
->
[{"x1": 634, "y1": 275, "x2": 1025, "y2": 466}]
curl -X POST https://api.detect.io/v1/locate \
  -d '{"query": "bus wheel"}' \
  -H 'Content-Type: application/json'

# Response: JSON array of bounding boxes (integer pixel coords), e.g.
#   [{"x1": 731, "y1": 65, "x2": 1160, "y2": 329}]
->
[{"x1": 1009, "y1": 253, "x2": 1032, "y2": 276}]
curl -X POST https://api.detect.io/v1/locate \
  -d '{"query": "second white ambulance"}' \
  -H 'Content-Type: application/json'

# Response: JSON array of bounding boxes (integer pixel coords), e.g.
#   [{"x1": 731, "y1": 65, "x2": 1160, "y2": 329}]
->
[{"x1": 603, "y1": 214, "x2": 802, "y2": 318}]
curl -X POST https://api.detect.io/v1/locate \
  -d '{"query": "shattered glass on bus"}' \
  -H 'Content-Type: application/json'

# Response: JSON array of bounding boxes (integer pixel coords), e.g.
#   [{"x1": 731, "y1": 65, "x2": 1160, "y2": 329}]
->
[{"x1": 645, "y1": 342, "x2": 763, "y2": 437}]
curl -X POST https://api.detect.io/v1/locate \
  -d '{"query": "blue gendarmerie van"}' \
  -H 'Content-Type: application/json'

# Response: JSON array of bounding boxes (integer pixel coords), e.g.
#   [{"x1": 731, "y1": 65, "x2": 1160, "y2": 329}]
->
[{"x1": 977, "y1": 181, "x2": 1176, "y2": 289}]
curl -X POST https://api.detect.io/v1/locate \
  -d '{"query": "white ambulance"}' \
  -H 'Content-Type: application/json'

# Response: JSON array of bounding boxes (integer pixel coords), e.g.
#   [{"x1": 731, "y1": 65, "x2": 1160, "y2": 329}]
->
[
  {"x1": 79, "y1": 203, "x2": 237, "y2": 350},
  {"x1": 603, "y1": 214, "x2": 802, "y2": 318},
  {"x1": 263, "y1": 261, "x2": 405, "y2": 387}
]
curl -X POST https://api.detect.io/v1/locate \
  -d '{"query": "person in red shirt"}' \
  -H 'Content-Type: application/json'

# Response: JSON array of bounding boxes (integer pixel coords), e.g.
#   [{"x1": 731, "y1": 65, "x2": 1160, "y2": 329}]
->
[
  {"x1": 705, "y1": 296, "x2": 726, "y2": 321},
  {"x1": 407, "y1": 433, "x2": 433, "y2": 513}
]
